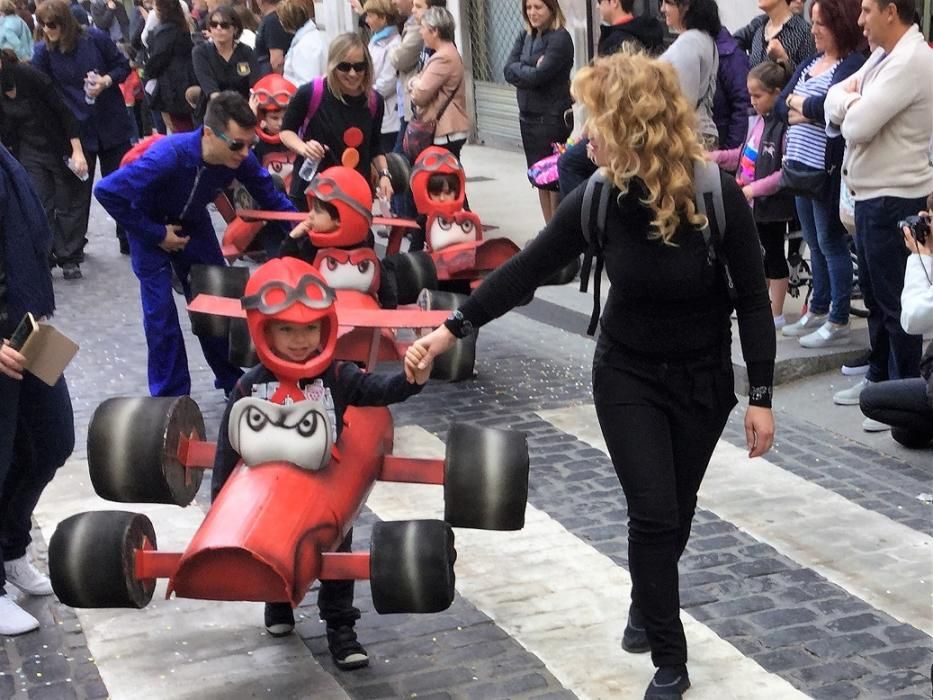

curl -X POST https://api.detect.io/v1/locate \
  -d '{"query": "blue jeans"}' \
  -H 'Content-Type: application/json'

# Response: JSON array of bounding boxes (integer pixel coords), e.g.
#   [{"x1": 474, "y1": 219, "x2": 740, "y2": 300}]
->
[
  {"x1": 795, "y1": 196, "x2": 852, "y2": 325},
  {"x1": 0, "y1": 373, "x2": 74, "y2": 593},
  {"x1": 557, "y1": 138, "x2": 596, "y2": 200},
  {"x1": 854, "y1": 196, "x2": 926, "y2": 381}
]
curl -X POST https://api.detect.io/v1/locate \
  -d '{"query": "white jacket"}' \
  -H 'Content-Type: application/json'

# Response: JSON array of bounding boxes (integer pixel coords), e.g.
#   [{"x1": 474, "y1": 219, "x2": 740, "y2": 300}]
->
[
  {"x1": 902, "y1": 254, "x2": 933, "y2": 341},
  {"x1": 284, "y1": 19, "x2": 327, "y2": 88},
  {"x1": 369, "y1": 28, "x2": 401, "y2": 135},
  {"x1": 825, "y1": 27, "x2": 933, "y2": 201}
]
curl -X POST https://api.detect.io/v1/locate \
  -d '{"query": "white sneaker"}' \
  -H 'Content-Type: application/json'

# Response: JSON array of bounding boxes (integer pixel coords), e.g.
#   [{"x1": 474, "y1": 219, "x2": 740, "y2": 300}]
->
[
  {"x1": 4, "y1": 555, "x2": 53, "y2": 596},
  {"x1": 862, "y1": 417, "x2": 891, "y2": 432},
  {"x1": 0, "y1": 594, "x2": 39, "y2": 635},
  {"x1": 782, "y1": 312, "x2": 828, "y2": 338},
  {"x1": 799, "y1": 322, "x2": 851, "y2": 348},
  {"x1": 833, "y1": 378, "x2": 871, "y2": 406}
]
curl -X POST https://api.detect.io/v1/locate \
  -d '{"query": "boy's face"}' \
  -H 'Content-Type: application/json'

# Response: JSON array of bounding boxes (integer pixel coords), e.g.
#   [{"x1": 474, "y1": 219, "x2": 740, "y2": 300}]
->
[
  {"x1": 261, "y1": 110, "x2": 284, "y2": 135},
  {"x1": 429, "y1": 182, "x2": 457, "y2": 203},
  {"x1": 264, "y1": 320, "x2": 323, "y2": 363},
  {"x1": 310, "y1": 200, "x2": 340, "y2": 233}
]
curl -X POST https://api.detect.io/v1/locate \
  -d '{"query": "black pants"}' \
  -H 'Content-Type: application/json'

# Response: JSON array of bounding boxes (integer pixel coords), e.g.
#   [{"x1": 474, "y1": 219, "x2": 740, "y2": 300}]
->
[
  {"x1": 318, "y1": 528, "x2": 360, "y2": 627},
  {"x1": 854, "y1": 196, "x2": 926, "y2": 381},
  {"x1": 85, "y1": 142, "x2": 131, "y2": 249},
  {"x1": 17, "y1": 145, "x2": 88, "y2": 265},
  {"x1": 592, "y1": 338, "x2": 736, "y2": 667},
  {"x1": 0, "y1": 373, "x2": 74, "y2": 593},
  {"x1": 860, "y1": 378, "x2": 933, "y2": 447},
  {"x1": 757, "y1": 220, "x2": 791, "y2": 280}
]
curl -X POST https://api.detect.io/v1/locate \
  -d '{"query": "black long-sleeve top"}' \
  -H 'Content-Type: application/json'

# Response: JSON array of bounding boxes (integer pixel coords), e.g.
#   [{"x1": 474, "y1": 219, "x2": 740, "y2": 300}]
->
[
  {"x1": 0, "y1": 62, "x2": 81, "y2": 159},
  {"x1": 191, "y1": 40, "x2": 259, "y2": 118},
  {"x1": 211, "y1": 361, "x2": 422, "y2": 500},
  {"x1": 457, "y1": 169, "x2": 777, "y2": 407}
]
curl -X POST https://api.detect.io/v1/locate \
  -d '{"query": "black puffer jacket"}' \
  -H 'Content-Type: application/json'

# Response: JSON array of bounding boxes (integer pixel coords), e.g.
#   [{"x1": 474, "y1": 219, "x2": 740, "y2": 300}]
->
[
  {"x1": 503, "y1": 27, "x2": 573, "y2": 118},
  {"x1": 597, "y1": 16, "x2": 665, "y2": 57}
]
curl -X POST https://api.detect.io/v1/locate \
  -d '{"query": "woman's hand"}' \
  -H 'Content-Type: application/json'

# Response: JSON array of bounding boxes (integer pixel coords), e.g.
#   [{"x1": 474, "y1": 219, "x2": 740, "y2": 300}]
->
[
  {"x1": 0, "y1": 340, "x2": 26, "y2": 381},
  {"x1": 404, "y1": 326, "x2": 458, "y2": 383},
  {"x1": 745, "y1": 405, "x2": 775, "y2": 458},
  {"x1": 86, "y1": 72, "x2": 112, "y2": 98},
  {"x1": 766, "y1": 39, "x2": 788, "y2": 64},
  {"x1": 302, "y1": 140, "x2": 327, "y2": 161},
  {"x1": 403, "y1": 343, "x2": 434, "y2": 384},
  {"x1": 741, "y1": 184, "x2": 754, "y2": 201},
  {"x1": 70, "y1": 151, "x2": 88, "y2": 179},
  {"x1": 787, "y1": 109, "x2": 809, "y2": 125},
  {"x1": 377, "y1": 174, "x2": 394, "y2": 200}
]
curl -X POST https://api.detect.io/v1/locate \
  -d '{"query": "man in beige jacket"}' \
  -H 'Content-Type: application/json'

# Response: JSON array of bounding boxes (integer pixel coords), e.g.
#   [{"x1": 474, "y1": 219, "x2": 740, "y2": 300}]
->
[{"x1": 825, "y1": 0, "x2": 933, "y2": 412}]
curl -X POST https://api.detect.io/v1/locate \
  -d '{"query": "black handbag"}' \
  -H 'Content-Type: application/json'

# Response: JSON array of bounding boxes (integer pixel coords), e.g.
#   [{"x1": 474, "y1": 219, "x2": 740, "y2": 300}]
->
[{"x1": 779, "y1": 159, "x2": 828, "y2": 199}]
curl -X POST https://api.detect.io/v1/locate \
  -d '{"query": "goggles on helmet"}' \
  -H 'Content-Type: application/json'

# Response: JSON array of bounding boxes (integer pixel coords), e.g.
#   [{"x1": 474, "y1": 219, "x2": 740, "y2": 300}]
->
[
  {"x1": 306, "y1": 175, "x2": 373, "y2": 225},
  {"x1": 241, "y1": 274, "x2": 336, "y2": 316},
  {"x1": 251, "y1": 88, "x2": 292, "y2": 110},
  {"x1": 411, "y1": 149, "x2": 462, "y2": 178}
]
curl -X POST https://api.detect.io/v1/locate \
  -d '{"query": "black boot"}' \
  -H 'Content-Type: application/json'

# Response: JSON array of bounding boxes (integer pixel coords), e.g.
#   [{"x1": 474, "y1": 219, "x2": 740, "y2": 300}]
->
[{"x1": 644, "y1": 665, "x2": 690, "y2": 699}]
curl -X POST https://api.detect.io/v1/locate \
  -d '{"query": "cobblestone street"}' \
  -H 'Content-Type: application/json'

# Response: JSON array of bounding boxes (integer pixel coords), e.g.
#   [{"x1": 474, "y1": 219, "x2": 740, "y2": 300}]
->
[{"x1": 1, "y1": 145, "x2": 931, "y2": 700}]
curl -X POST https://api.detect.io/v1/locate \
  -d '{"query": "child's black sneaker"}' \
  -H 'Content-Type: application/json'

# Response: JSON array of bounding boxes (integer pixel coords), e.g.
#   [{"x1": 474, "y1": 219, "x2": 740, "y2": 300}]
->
[
  {"x1": 264, "y1": 603, "x2": 295, "y2": 637},
  {"x1": 621, "y1": 606, "x2": 650, "y2": 654},
  {"x1": 326, "y1": 625, "x2": 369, "y2": 671},
  {"x1": 644, "y1": 664, "x2": 690, "y2": 699}
]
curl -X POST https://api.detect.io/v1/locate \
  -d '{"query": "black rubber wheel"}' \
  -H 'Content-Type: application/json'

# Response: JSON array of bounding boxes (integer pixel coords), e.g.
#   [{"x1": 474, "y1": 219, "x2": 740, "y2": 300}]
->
[
  {"x1": 188, "y1": 264, "x2": 250, "y2": 337},
  {"x1": 228, "y1": 317, "x2": 258, "y2": 368},
  {"x1": 392, "y1": 251, "x2": 438, "y2": 305},
  {"x1": 444, "y1": 423, "x2": 529, "y2": 531},
  {"x1": 370, "y1": 520, "x2": 456, "y2": 614},
  {"x1": 49, "y1": 510, "x2": 157, "y2": 609},
  {"x1": 385, "y1": 151, "x2": 411, "y2": 196},
  {"x1": 88, "y1": 396, "x2": 205, "y2": 506},
  {"x1": 417, "y1": 289, "x2": 477, "y2": 382}
]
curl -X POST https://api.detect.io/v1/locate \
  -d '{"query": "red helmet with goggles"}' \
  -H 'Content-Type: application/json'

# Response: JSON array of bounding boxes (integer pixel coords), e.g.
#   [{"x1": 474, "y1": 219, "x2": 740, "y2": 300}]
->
[
  {"x1": 250, "y1": 74, "x2": 297, "y2": 113},
  {"x1": 304, "y1": 166, "x2": 373, "y2": 248},
  {"x1": 242, "y1": 257, "x2": 338, "y2": 381},
  {"x1": 410, "y1": 146, "x2": 466, "y2": 217}
]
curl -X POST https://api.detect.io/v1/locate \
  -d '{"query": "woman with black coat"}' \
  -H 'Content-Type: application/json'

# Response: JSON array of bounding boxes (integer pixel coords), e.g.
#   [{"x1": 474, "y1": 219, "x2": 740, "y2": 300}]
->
[
  {"x1": 144, "y1": 0, "x2": 194, "y2": 132},
  {"x1": 0, "y1": 50, "x2": 87, "y2": 273},
  {"x1": 191, "y1": 4, "x2": 259, "y2": 122},
  {"x1": 407, "y1": 52, "x2": 776, "y2": 700},
  {"x1": 503, "y1": 0, "x2": 573, "y2": 224}
]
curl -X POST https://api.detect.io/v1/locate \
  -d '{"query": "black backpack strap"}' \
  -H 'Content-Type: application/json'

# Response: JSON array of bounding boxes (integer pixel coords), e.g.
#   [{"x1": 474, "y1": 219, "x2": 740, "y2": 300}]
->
[
  {"x1": 579, "y1": 171, "x2": 612, "y2": 335},
  {"x1": 693, "y1": 160, "x2": 737, "y2": 301}
]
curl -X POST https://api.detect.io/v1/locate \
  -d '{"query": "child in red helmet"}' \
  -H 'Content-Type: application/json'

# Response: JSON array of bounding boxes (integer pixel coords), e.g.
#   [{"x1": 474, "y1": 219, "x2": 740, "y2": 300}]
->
[
  {"x1": 211, "y1": 256, "x2": 433, "y2": 670},
  {"x1": 249, "y1": 74, "x2": 299, "y2": 193},
  {"x1": 408, "y1": 146, "x2": 468, "y2": 251}
]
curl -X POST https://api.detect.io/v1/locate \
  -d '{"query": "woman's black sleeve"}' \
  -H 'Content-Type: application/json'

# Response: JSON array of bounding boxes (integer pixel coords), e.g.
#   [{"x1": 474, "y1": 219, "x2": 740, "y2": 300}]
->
[
  {"x1": 719, "y1": 173, "x2": 776, "y2": 406},
  {"x1": 368, "y1": 93, "x2": 385, "y2": 158},
  {"x1": 24, "y1": 65, "x2": 81, "y2": 142},
  {"x1": 192, "y1": 42, "x2": 220, "y2": 95},
  {"x1": 458, "y1": 184, "x2": 589, "y2": 328},
  {"x1": 281, "y1": 82, "x2": 310, "y2": 134}
]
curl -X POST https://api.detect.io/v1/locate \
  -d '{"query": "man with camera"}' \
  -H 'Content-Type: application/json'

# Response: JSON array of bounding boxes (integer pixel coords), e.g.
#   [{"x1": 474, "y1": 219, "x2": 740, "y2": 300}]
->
[
  {"x1": 824, "y1": 0, "x2": 933, "y2": 415},
  {"x1": 859, "y1": 202, "x2": 933, "y2": 447}
]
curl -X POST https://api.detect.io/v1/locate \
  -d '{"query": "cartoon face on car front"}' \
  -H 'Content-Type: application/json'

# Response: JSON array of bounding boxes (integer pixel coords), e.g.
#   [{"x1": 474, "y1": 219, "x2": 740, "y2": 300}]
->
[
  {"x1": 426, "y1": 211, "x2": 482, "y2": 253},
  {"x1": 228, "y1": 398, "x2": 334, "y2": 471},
  {"x1": 313, "y1": 248, "x2": 380, "y2": 297}
]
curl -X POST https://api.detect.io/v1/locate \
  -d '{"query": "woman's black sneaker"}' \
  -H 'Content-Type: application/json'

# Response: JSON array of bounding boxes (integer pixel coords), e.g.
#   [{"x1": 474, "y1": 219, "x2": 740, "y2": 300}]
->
[
  {"x1": 264, "y1": 602, "x2": 295, "y2": 637},
  {"x1": 62, "y1": 262, "x2": 82, "y2": 280},
  {"x1": 644, "y1": 665, "x2": 690, "y2": 699},
  {"x1": 326, "y1": 625, "x2": 369, "y2": 671},
  {"x1": 622, "y1": 606, "x2": 650, "y2": 654}
]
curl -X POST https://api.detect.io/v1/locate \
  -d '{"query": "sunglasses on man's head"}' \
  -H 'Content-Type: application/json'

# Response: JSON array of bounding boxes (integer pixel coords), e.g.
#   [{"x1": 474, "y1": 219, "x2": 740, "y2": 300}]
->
[
  {"x1": 335, "y1": 61, "x2": 367, "y2": 74},
  {"x1": 209, "y1": 20, "x2": 232, "y2": 29},
  {"x1": 214, "y1": 128, "x2": 258, "y2": 152}
]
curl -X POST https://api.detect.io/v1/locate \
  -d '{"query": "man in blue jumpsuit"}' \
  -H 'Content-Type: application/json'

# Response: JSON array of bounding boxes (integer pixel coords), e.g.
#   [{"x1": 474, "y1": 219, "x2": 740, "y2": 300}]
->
[{"x1": 95, "y1": 92, "x2": 296, "y2": 397}]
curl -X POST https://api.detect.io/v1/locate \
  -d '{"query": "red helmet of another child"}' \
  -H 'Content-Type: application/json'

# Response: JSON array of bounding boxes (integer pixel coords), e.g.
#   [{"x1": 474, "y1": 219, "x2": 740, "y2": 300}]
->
[
  {"x1": 242, "y1": 257, "x2": 338, "y2": 381},
  {"x1": 410, "y1": 146, "x2": 465, "y2": 217},
  {"x1": 250, "y1": 73, "x2": 297, "y2": 113},
  {"x1": 304, "y1": 166, "x2": 373, "y2": 248}
]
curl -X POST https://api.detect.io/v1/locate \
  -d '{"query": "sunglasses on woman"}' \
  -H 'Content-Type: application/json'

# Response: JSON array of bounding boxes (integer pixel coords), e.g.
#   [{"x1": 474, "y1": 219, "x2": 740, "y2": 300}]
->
[
  {"x1": 335, "y1": 61, "x2": 367, "y2": 74},
  {"x1": 38, "y1": 20, "x2": 60, "y2": 29},
  {"x1": 209, "y1": 20, "x2": 232, "y2": 29}
]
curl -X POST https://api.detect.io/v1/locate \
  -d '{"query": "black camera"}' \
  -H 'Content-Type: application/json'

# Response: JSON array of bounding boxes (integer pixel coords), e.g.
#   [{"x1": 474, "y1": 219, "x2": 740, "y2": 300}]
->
[{"x1": 899, "y1": 215, "x2": 930, "y2": 247}]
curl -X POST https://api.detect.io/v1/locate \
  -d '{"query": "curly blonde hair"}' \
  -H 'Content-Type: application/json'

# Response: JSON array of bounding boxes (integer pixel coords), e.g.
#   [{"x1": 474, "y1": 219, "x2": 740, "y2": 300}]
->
[{"x1": 571, "y1": 50, "x2": 708, "y2": 244}]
